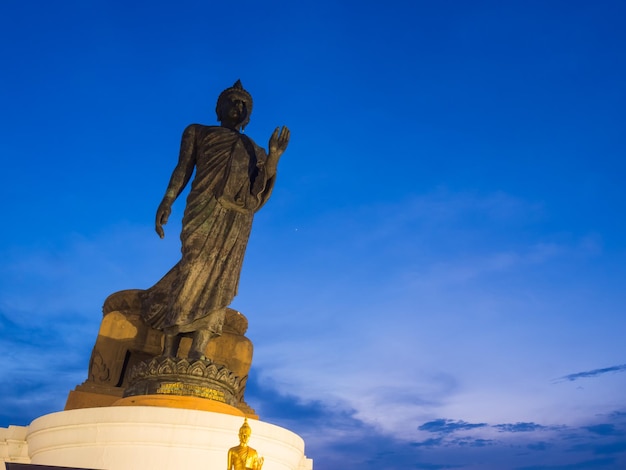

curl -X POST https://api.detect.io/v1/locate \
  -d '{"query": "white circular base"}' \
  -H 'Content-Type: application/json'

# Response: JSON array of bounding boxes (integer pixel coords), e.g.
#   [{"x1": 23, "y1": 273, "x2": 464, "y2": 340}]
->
[{"x1": 27, "y1": 407, "x2": 312, "y2": 470}]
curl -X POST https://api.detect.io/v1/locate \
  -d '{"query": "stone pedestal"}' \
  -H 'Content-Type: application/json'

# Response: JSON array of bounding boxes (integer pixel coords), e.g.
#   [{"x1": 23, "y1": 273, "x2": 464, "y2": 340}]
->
[
  {"x1": 66, "y1": 290, "x2": 257, "y2": 417},
  {"x1": 24, "y1": 407, "x2": 312, "y2": 470}
]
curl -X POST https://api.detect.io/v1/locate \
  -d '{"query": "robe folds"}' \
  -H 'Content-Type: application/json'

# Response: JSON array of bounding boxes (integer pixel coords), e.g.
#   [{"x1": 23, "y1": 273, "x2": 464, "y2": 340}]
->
[
  {"x1": 141, "y1": 124, "x2": 275, "y2": 334},
  {"x1": 227, "y1": 445, "x2": 263, "y2": 470}
]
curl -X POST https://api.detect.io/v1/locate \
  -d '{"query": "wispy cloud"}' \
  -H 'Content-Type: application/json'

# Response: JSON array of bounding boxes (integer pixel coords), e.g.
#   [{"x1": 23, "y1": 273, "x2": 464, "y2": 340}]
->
[
  {"x1": 419, "y1": 419, "x2": 488, "y2": 434},
  {"x1": 556, "y1": 365, "x2": 626, "y2": 383},
  {"x1": 495, "y1": 423, "x2": 550, "y2": 433},
  {"x1": 411, "y1": 438, "x2": 444, "y2": 448}
]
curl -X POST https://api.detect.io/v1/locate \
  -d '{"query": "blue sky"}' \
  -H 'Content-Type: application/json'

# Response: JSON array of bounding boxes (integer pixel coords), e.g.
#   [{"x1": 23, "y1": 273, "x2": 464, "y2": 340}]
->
[{"x1": 1, "y1": 1, "x2": 626, "y2": 469}]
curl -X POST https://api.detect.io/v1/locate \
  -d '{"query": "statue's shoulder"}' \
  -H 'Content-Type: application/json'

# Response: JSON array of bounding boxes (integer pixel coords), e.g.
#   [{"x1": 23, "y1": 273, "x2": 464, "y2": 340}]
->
[
  {"x1": 183, "y1": 123, "x2": 220, "y2": 134},
  {"x1": 186, "y1": 124, "x2": 239, "y2": 140}
]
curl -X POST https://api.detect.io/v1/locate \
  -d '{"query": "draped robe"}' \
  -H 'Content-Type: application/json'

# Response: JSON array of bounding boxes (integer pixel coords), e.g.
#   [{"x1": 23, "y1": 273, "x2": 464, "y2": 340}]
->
[
  {"x1": 141, "y1": 124, "x2": 275, "y2": 334},
  {"x1": 227, "y1": 444, "x2": 263, "y2": 470}
]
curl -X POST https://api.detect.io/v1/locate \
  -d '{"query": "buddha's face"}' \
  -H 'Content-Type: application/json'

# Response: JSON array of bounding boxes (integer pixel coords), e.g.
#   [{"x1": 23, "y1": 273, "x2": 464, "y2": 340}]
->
[
  {"x1": 228, "y1": 99, "x2": 245, "y2": 121},
  {"x1": 239, "y1": 430, "x2": 251, "y2": 445},
  {"x1": 220, "y1": 98, "x2": 247, "y2": 129}
]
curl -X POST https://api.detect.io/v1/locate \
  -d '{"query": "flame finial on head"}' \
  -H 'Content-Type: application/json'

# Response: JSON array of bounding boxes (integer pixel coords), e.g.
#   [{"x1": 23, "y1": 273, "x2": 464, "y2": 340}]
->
[{"x1": 239, "y1": 418, "x2": 252, "y2": 436}]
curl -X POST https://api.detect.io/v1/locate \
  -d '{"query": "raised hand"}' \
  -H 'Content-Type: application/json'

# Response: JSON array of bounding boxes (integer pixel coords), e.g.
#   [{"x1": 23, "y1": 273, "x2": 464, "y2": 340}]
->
[{"x1": 268, "y1": 126, "x2": 290, "y2": 158}]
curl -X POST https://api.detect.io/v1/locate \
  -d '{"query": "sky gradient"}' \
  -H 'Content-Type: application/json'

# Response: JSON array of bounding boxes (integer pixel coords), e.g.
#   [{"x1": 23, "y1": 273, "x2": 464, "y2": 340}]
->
[{"x1": 1, "y1": 1, "x2": 626, "y2": 469}]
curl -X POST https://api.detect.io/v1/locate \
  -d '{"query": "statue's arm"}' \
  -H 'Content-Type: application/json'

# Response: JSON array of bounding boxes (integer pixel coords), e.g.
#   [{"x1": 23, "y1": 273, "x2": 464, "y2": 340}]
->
[
  {"x1": 250, "y1": 126, "x2": 289, "y2": 210},
  {"x1": 266, "y1": 126, "x2": 290, "y2": 178},
  {"x1": 155, "y1": 124, "x2": 197, "y2": 238},
  {"x1": 227, "y1": 449, "x2": 232, "y2": 470}
]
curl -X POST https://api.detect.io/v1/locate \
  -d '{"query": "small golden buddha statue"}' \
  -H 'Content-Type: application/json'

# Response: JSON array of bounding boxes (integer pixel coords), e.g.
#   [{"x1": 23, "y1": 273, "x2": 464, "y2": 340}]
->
[{"x1": 227, "y1": 418, "x2": 264, "y2": 470}]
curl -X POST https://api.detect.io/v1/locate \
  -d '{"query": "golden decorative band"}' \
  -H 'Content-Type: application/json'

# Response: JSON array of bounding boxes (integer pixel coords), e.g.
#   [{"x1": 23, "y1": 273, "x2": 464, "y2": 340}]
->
[{"x1": 156, "y1": 382, "x2": 226, "y2": 402}]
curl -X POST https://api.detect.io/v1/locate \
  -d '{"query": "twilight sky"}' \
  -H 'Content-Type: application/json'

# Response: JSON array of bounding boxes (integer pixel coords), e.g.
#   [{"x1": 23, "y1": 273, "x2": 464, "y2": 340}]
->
[{"x1": 1, "y1": 1, "x2": 626, "y2": 469}]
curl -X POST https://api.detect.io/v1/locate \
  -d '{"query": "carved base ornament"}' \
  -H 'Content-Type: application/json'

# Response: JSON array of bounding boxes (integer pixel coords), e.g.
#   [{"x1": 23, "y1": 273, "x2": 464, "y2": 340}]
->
[{"x1": 124, "y1": 356, "x2": 240, "y2": 406}]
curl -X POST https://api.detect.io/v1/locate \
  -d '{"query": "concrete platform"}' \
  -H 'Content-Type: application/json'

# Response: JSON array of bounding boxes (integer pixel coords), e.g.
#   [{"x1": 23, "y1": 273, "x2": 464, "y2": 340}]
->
[{"x1": 2, "y1": 407, "x2": 312, "y2": 470}]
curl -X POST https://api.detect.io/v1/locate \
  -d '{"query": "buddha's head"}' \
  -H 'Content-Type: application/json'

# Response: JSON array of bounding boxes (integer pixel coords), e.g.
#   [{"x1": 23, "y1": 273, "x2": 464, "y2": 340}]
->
[
  {"x1": 216, "y1": 80, "x2": 253, "y2": 131},
  {"x1": 238, "y1": 418, "x2": 252, "y2": 445}
]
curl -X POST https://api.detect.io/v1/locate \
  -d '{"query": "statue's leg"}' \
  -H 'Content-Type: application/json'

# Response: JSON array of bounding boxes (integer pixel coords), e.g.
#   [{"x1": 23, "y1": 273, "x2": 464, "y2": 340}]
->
[
  {"x1": 188, "y1": 328, "x2": 215, "y2": 361},
  {"x1": 163, "y1": 333, "x2": 182, "y2": 357}
]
